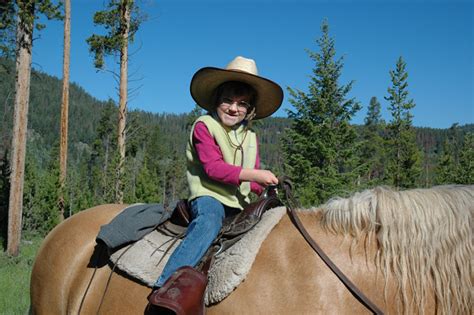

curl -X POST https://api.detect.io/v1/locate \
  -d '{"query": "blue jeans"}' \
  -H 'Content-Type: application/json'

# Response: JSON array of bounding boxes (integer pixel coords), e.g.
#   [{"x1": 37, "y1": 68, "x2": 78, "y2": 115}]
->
[{"x1": 154, "y1": 196, "x2": 239, "y2": 287}]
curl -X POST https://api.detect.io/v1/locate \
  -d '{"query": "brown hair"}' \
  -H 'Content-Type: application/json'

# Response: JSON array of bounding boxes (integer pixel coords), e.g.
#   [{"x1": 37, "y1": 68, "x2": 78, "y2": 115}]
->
[{"x1": 212, "y1": 81, "x2": 257, "y2": 109}]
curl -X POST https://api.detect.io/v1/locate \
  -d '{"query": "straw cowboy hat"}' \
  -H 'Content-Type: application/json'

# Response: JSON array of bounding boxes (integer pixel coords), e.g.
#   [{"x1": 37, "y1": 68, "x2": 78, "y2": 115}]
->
[{"x1": 190, "y1": 56, "x2": 284, "y2": 119}]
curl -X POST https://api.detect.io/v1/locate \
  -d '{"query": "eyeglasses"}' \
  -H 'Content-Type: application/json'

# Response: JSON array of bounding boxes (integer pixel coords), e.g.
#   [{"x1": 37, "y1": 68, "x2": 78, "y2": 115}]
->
[{"x1": 220, "y1": 97, "x2": 252, "y2": 112}]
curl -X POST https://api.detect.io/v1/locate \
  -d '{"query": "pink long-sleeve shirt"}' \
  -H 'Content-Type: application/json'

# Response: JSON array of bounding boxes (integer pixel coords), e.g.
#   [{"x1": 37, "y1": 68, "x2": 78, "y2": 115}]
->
[{"x1": 193, "y1": 122, "x2": 264, "y2": 196}]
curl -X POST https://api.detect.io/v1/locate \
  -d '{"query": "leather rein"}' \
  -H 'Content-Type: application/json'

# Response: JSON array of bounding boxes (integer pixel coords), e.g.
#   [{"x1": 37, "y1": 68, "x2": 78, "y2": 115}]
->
[{"x1": 280, "y1": 180, "x2": 384, "y2": 315}]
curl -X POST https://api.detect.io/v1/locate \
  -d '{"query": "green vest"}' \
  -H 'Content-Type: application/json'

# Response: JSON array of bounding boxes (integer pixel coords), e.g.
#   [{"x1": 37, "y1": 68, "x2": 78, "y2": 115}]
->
[{"x1": 186, "y1": 115, "x2": 257, "y2": 209}]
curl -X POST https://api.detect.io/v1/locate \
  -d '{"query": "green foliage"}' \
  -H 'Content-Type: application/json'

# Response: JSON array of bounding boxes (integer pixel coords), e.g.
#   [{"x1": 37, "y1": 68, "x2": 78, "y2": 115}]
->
[
  {"x1": 364, "y1": 97, "x2": 384, "y2": 127},
  {"x1": 86, "y1": 0, "x2": 143, "y2": 69},
  {"x1": 456, "y1": 132, "x2": 474, "y2": 184},
  {"x1": 436, "y1": 126, "x2": 474, "y2": 185},
  {"x1": 187, "y1": 105, "x2": 204, "y2": 131},
  {"x1": 387, "y1": 129, "x2": 422, "y2": 188},
  {"x1": 0, "y1": 1, "x2": 15, "y2": 30},
  {"x1": 91, "y1": 107, "x2": 120, "y2": 204},
  {"x1": 359, "y1": 96, "x2": 386, "y2": 186},
  {"x1": 252, "y1": 117, "x2": 288, "y2": 174},
  {"x1": 0, "y1": 0, "x2": 16, "y2": 59},
  {"x1": 31, "y1": 0, "x2": 63, "y2": 30},
  {"x1": 384, "y1": 56, "x2": 422, "y2": 188},
  {"x1": 0, "y1": 0, "x2": 62, "y2": 56},
  {"x1": 282, "y1": 20, "x2": 362, "y2": 206},
  {"x1": 435, "y1": 124, "x2": 460, "y2": 184},
  {"x1": 435, "y1": 147, "x2": 456, "y2": 184},
  {"x1": 0, "y1": 235, "x2": 42, "y2": 314},
  {"x1": 385, "y1": 57, "x2": 415, "y2": 124},
  {"x1": 130, "y1": 159, "x2": 160, "y2": 203},
  {"x1": 22, "y1": 146, "x2": 60, "y2": 236}
]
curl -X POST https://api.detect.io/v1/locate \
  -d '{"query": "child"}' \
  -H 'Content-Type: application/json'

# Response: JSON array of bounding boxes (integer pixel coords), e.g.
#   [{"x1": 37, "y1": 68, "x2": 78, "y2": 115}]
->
[{"x1": 152, "y1": 55, "x2": 283, "y2": 294}]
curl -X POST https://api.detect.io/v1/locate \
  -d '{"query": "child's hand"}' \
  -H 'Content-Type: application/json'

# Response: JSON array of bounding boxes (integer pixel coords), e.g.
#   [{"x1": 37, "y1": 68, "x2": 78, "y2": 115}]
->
[
  {"x1": 239, "y1": 169, "x2": 279, "y2": 187},
  {"x1": 253, "y1": 170, "x2": 279, "y2": 186}
]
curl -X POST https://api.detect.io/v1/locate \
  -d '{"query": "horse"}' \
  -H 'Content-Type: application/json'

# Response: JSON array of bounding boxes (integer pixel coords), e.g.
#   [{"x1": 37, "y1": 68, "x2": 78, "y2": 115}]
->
[{"x1": 30, "y1": 185, "x2": 472, "y2": 314}]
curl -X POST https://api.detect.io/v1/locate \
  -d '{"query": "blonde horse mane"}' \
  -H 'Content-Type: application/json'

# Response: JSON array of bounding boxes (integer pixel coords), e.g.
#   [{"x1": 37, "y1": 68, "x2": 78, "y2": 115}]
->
[{"x1": 318, "y1": 185, "x2": 473, "y2": 314}]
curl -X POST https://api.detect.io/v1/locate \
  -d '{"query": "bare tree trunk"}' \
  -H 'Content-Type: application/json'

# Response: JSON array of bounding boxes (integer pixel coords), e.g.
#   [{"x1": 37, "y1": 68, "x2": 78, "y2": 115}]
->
[
  {"x1": 115, "y1": 0, "x2": 130, "y2": 204},
  {"x1": 7, "y1": 3, "x2": 34, "y2": 257},
  {"x1": 58, "y1": 0, "x2": 71, "y2": 221}
]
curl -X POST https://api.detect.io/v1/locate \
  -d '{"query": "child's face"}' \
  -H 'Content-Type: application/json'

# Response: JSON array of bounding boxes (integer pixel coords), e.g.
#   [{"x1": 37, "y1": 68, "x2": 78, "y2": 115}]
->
[{"x1": 216, "y1": 89, "x2": 252, "y2": 127}]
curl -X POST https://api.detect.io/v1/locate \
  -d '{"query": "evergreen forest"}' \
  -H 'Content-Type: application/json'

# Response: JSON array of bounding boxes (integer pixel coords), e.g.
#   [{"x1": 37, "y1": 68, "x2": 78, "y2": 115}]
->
[{"x1": 0, "y1": 57, "x2": 472, "y2": 240}]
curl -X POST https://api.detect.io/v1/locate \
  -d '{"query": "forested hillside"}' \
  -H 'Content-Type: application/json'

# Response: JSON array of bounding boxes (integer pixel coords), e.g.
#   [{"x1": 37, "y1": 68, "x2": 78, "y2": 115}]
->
[{"x1": 0, "y1": 58, "x2": 472, "y2": 238}]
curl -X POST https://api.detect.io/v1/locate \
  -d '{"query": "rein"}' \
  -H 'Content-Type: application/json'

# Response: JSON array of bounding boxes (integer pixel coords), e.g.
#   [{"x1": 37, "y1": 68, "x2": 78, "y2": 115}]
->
[
  {"x1": 280, "y1": 179, "x2": 384, "y2": 315},
  {"x1": 78, "y1": 243, "x2": 134, "y2": 315}
]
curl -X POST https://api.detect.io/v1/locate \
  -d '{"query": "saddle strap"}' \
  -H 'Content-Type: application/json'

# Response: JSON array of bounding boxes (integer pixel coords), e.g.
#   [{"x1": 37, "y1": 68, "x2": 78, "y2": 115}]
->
[{"x1": 282, "y1": 180, "x2": 384, "y2": 315}]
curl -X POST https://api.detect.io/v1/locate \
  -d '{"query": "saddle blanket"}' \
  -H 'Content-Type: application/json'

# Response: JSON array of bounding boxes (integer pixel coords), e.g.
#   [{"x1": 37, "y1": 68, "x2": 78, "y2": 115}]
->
[{"x1": 109, "y1": 206, "x2": 286, "y2": 305}]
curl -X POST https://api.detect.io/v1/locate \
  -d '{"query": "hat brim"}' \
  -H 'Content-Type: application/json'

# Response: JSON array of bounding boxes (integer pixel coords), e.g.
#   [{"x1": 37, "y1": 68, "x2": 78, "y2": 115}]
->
[{"x1": 190, "y1": 67, "x2": 284, "y2": 119}]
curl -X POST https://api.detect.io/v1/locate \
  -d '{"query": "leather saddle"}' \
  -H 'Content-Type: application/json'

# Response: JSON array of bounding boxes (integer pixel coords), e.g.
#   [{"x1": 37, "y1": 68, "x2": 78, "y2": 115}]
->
[
  {"x1": 159, "y1": 186, "x2": 282, "y2": 245},
  {"x1": 217, "y1": 185, "x2": 282, "y2": 253},
  {"x1": 157, "y1": 200, "x2": 191, "y2": 237}
]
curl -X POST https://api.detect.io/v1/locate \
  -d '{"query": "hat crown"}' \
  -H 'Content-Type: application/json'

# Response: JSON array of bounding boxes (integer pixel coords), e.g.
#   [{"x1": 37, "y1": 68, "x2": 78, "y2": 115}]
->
[{"x1": 225, "y1": 56, "x2": 259, "y2": 76}]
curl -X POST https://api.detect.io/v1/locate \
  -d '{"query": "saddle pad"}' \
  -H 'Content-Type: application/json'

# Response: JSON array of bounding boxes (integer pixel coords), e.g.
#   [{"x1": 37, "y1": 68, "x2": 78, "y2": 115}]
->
[{"x1": 109, "y1": 206, "x2": 286, "y2": 305}]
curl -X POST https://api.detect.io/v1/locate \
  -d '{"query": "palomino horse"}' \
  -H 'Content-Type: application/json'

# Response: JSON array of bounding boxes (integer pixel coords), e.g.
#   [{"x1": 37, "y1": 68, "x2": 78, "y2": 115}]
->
[{"x1": 30, "y1": 185, "x2": 472, "y2": 314}]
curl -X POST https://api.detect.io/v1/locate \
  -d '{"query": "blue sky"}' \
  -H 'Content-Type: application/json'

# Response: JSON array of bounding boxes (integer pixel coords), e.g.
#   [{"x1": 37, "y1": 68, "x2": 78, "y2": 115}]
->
[{"x1": 32, "y1": 0, "x2": 473, "y2": 128}]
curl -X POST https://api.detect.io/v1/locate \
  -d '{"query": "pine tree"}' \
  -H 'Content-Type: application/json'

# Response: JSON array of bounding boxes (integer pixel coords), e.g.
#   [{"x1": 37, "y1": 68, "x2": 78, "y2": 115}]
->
[
  {"x1": 435, "y1": 141, "x2": 456, "y2": 184},
  {"x1": 0, "y1": 0, "x2": 16, "y2": 60},
  {"x1": 3, "y1": 0, "x2": 61, "y2": 256},
  {"x1": 142, "y1": 125, "x2": 168, "y2": 203},
  {"x1": 384, "y1": 56, "x2": 421, "y2": 189},
  {"x1": 365, "y1": 97, "x2": 384, "y2": 127},
  {"x1": 90, "y1": 100, "x2": 118, "y2": 203},
  {"x1": 455, "y1": 132, "x2": 473, "y2": 184},
  {"x1": 186, "y1": 104, "x2": 203, "y2": 131},
  {"x1": 22, "y1": 152, "x2": 59, "y2": 236},
  {"x1": 166, "y1": 151, "x2": 187, "y2": 202},
  {"x1": 360, "y1": 96, "x2": 386, "y2": 186},
  {"x1": 68, "y1": 156, "x2": 95, "y2": 215},
  {"x1": 435, "y1": 123, "x2": 459, "y2": 184},
  {"x1": 86, "y1": 0, "x2": 143, "y2": 203},
  {"x1": 133, "y1": 159, "x2": 160, "y2": 203},
  {"x1": 282, "y1": 20, "x2": 362, "y2": 206}
]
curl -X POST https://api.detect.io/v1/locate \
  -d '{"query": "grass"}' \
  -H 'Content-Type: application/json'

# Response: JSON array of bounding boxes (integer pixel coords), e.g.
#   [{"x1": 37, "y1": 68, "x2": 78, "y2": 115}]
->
[{"x1": 0, "y1": 235, "x2": 43, "y2": 315}]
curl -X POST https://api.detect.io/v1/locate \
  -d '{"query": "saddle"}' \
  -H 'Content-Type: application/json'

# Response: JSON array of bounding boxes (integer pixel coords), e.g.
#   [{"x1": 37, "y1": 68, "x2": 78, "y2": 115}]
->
[
  {"x1": 148, "y1": 186, "x2": 282, "y2": 314},
  {"x1": 159, "y1": 186, "x2": 282, "y2": 248},
  {"x1": 157, "y1": 200, "x2": 192, "y2": 236}
]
